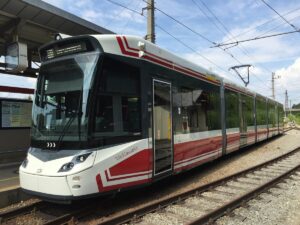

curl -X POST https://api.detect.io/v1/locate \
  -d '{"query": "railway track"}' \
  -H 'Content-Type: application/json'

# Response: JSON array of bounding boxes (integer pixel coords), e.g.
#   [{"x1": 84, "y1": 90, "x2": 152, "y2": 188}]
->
[
  {"x1": 0, "y1": 198, "x2": 100, "y2": 225},
  {"x1": 96, "y1": 146, "x2": 300, "y2": 225}
]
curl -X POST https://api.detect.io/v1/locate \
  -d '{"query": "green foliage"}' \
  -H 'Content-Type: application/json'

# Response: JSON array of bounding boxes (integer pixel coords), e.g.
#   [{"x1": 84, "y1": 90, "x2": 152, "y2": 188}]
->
[
  {"x1": 292, "y1": 103, "x2": 300, "y2": 109},
  {"x1": 287, "y1": 114, "x2": 300, "y2": 125}
]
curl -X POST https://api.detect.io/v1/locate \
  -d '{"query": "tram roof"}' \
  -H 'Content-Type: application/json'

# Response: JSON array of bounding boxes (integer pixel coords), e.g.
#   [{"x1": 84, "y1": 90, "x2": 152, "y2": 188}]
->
[
  {"x1": 92, "y1": 34, "x2": 281, "y2": 103},
  {"x1": 93, "y1": 35, "x2": 222, "y2": 84},
  {"x1": 91, "y1": 35, "x2": 256, "y2": 95}
]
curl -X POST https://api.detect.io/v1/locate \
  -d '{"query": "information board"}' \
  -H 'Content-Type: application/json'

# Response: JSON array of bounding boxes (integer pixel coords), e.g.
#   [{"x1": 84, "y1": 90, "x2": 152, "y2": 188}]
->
[{"x1": 1, "y1": 101, "x2": 32, "y2": 128}]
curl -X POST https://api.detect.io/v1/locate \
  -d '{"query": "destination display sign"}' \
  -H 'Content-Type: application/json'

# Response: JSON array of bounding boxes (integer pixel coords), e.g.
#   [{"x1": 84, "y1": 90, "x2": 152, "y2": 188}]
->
[{"x1": 1, "y1": 101, "x2": 32, "y2": 128}]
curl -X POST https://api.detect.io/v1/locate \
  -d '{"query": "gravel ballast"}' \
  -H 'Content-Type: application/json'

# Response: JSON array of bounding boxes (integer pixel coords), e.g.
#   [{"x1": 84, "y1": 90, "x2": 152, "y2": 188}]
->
[{"x1": 216, "y1": 173, "x2": 300, "y2": 225}]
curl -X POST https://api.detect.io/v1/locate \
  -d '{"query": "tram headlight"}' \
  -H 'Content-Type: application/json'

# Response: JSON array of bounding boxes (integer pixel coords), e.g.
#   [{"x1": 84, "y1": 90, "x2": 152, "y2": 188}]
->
[
  {"x1": 75, "y1": 152, "x2": 92, "y2": 163},
  {"x1": 58, "y1": 162, "x2": 74, "y2": 172},
  {"x1": 58, "y1": 152, "x2": 92, "y2": 172}
]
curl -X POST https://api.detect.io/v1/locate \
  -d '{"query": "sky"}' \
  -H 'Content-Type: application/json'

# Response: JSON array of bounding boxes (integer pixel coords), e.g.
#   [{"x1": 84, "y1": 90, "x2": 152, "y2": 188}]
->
[{"x1": 2, "y1": 0, "x2": 300, "y2": 106}]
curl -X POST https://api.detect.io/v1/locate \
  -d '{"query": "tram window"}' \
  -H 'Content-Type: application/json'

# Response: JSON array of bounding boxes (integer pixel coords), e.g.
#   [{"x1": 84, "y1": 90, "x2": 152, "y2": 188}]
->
[
  {"x1": 122, "y1": 97, "x2": 140, "y2": 132},
  {"x1": 92, "y1": 58, "x2": 141, "y2": 146},
  {"x1": 278, "y1": 105, "x2": 284, "y2": 127},
  {"x1": 241, "y1": 95, "x2": 254, "y2": 127},
  {"x1": 256, "y1": 98, "x2": 267, "y2": 125},
  {"x1": 225, "y1": 90, "x2": 239, "y2": 128},
  {"x1": 268, "y1": 102, "x2": 276, "y2": 127},
  {"x1": 95, "y1": 96, "x2": 114, "y2": 132},
  {"x1": 173, "y1": 85, "x2": 221, "y2": 134}
]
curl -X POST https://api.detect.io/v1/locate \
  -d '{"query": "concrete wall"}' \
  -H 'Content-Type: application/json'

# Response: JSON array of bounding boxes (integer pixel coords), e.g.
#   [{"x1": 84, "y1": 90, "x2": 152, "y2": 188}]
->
[
  {"x1": 0, "y1": 129, "x2": 30, "y2": 151},
  {"x1": 0, "y1": 129, "x2": 30, "y2": 163}
]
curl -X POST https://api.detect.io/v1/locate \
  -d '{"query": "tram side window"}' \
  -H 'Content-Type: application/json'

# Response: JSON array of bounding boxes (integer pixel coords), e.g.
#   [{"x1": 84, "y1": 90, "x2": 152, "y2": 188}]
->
[
  {"x1": 93, "y1": 58, "x2": 141, "y2": 146},
  {"x1": 256, "y1": 98, "x2": 267, "y2": 126},
  {"x1": 173, "y1": 85, "x2": 221, "y2": 134},
  {"x1": 268, "y1": 102, "x2": 275, "y2": 128},
  {"x1": 275, "y1": 104, "x2": 278, "y2": 126},
  {"x1": 242, "y1": 95, "x2": 254, "y2": 126},
  {"x1": 95, "y1": 95, "x2": 114, "y2": 132},
  {"x1": 225, "y1": 90, "x2": 239, "y2": 129},
  {"x1": 206, "y1": 91, "x2": 221, "y2": 130},
  {"x1": 278, "y1": 105, "x2": 284, "y2": 127}
]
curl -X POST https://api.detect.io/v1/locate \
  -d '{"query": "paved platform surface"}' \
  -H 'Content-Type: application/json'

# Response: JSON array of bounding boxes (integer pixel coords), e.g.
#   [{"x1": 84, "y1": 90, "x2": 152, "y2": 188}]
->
[{"x1": 0, "y1": 162, "x2": 21, "y2": 192}]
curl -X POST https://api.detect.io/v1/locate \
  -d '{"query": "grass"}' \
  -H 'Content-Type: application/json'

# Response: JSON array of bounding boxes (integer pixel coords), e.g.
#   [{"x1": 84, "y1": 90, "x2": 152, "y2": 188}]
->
[{"x1": 287, "y1": 114, "x2": 300, "y2": 125}]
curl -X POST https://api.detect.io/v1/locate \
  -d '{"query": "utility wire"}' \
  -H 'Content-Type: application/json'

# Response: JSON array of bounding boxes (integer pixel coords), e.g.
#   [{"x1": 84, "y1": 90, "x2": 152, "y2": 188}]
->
[
  {"x1": 256, "y1": 14, "x2": 300, "y2": 38},
  {"x1": 212, "y1": 30, "x2": 299, "y2": 48},
  {"x1": 191, "y1": 0, "x2": 272, "y2": 89},
  {"x1": 144, "y1": 0, "x2": 268, "y2": 85},
  {"x1": 199, "y1": 0, "x2": 295, "y2": 93},
  {"x1": 105, "y1": 0, "x2": 230, "y2": 75},
  {"x1": 106, "y1": 0, "x2": 141, "y2": 15},
  {"x1": 191, "y1": 0, "x2": 225, "y2": 36},
  {"x1": 105, "y1": 0, "x2": 134, "y2": 27},
  {"x1": 142, "y1": 0, "x2": 216, "y2": 44},
  {"x1": 155, "y1": 24, "x2": 230, "y2": 74},
  {"x1": 221, "y1": 6, "x2": 300, "y2": 44},
  {"x1": 106, "y1": 0, "x2": 275, "y2": 91},
  {"x1": 146, "y1": 0, "x2": 254, "y2": 83},
  {"x1": 119, "y1": 0, "x2": 142, "y2": 34},
  {"x1": 260, "y1": 0, "x2": 299, "y2": 31}
]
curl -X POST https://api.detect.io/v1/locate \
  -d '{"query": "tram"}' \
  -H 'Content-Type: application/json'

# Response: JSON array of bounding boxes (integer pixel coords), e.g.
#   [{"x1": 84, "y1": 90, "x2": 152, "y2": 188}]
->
[{"x1": 19, "y1": 35, "x2": 284, "y2": 202}]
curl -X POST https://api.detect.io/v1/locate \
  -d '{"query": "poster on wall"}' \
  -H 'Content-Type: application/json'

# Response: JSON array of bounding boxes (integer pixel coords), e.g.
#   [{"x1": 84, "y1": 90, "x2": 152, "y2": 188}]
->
[{"x1": 1, "y1": 101, "x2": 32, "y2": 128}]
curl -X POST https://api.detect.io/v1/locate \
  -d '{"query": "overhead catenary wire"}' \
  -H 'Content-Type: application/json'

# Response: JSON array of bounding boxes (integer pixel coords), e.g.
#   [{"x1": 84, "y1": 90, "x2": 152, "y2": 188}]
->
[
  {"x1": 155, "y1": 24, "x2": 230, "y2": 74},
  {"x1": 105, "y1": 0, "x2": 279, "y2": 93},
  {"x1": 106, "y1": 0, "x2": 141, "y2": 15},
  {"x1": 212, "y1": 30, "x2": 300, "y2": 48},
  {"x1": 191, "y1": 0, "x2": 273, "y2": 90},
  {"x1": 105, "y1": 0, "x2": 229, "y2": 75},
  {"x1": 260, "y1": 0, "x2": 299, "y2": 31},
  {"x1": 105, "y1": 0, "x2": 134, "y2": 28},
  {"x1": 143, "y1": 0, "x2": 271, "y2": 86},
  {"x1": 107, "y1": 0, "x2": 255, "y2": 83},
  {"x1": 256, "y1": 14, "x2": 300, "y2": 38},
  {"x1": 119, "y1": 0, "x2": 143, "y2": 34},
  {"x1": 142, "y1": 0, "x2": 216, "y2": 45},
  {"x1": 220, "y1": 5, "x2": 300, "y2": 44}
]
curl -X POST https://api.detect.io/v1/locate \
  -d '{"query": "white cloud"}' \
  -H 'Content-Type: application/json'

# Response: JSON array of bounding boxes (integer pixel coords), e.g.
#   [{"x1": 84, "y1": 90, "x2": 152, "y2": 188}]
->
[{"x1": 276, "y1": 58, "x2": 300, "y2": 103}]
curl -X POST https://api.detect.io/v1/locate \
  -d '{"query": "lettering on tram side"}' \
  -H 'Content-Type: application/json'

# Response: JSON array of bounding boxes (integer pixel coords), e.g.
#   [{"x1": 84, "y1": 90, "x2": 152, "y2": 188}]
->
[{"x1": 115, "y1": 146, "x2": 138, "y2": 161}]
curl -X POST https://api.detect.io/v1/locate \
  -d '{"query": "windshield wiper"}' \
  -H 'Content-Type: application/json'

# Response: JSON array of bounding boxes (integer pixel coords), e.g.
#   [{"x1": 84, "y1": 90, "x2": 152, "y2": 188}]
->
[
  {"x1": 57, "y1": 88, "x2": 83, "y2": 150},
  {"x1": 56, "y1": 110, "x2": 78, "y2": 149}
]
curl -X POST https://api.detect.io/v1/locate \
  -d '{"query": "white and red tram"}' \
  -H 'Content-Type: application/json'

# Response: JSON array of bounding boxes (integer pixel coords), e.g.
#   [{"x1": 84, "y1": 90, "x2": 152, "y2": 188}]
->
[{"x1": 19, "y1": 35, "x2": 284, "y2": 202}]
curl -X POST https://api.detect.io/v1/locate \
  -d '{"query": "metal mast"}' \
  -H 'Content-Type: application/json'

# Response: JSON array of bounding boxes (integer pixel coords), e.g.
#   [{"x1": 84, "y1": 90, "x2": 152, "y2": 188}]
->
[
  {"x1": 284, "y1": 90, "x2": 288, "y2": 117},
  {"x1": 146, "y1": 0, "x2": 155, "y2": 43},
  {"x1": 271, "y1": 72, "x2": 280, "y2": 100},
  {"x1": 271, "y1": 72, "x2": 275, "y2": 99}
]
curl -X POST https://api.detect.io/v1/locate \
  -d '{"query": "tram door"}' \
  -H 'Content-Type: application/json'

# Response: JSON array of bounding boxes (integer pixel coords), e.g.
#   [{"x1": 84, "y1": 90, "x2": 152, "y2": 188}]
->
[
  {"x1": 240, "y1": 98, "x2": 247, "y2": 146},
  {"x1": 153, "y1": 79, "x2": 173, "y2": 176}
]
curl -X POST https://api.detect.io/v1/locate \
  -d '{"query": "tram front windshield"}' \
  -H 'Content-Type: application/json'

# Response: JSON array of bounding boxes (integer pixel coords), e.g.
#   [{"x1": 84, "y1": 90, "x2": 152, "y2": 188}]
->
[{"x1": 31, "y1": 53, "x2": 98, "y2": 147}]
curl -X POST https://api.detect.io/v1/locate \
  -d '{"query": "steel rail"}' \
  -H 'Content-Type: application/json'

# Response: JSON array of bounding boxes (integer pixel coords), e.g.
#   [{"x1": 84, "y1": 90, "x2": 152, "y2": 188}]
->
[
  {"x1": 187, "y1": 161, "x2": 300, "y2": 224},
  {"x1": 0, "y1": 201, "x2": 46, "y2": 223},
  {"x1": 43, "y1": 203, "x2": 99, "y2": 225},
  {"x1": 97, "y1": 146, "x2": 300, "y2": 225}
]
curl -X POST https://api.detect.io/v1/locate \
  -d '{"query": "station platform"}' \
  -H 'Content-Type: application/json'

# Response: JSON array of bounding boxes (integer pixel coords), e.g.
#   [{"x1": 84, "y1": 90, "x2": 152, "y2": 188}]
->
[
  {"x1": 0, "y1": 162, "x2": 21, "y2": 192},
  {"x1": 0, "y1": 162, "x2": 31, "y2": 209}
]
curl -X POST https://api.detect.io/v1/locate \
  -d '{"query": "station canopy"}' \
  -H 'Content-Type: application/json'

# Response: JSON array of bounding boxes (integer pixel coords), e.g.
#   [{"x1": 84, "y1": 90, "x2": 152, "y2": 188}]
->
[{"x1": 0, "y1": 0, "x2": 114, "y2": 77}]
